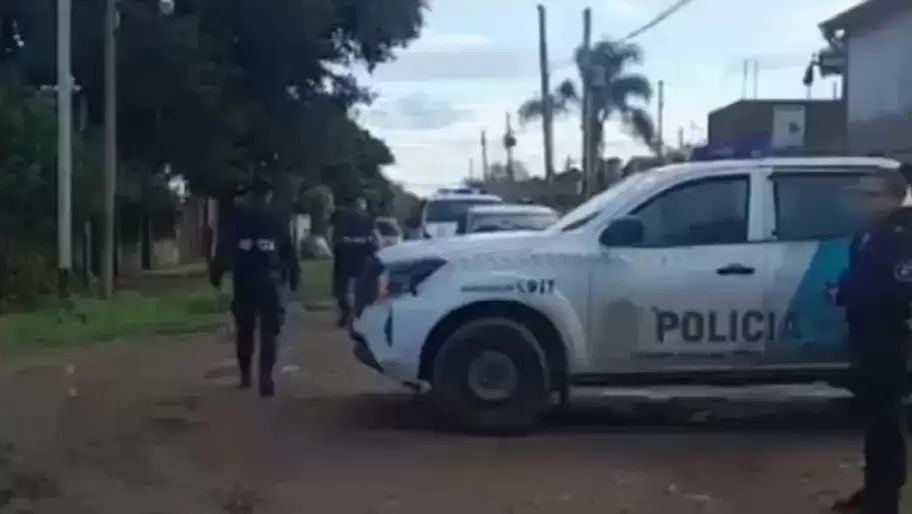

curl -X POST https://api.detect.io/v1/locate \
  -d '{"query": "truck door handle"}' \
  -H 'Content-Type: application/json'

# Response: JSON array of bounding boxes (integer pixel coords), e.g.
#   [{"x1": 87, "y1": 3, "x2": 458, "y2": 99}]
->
[{"x1": 716, "y1": 263, "x2": 755, "y2": 275}]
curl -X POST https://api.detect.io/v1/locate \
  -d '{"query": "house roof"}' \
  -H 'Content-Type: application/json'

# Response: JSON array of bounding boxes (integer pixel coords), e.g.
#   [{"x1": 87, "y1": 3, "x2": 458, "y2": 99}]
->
[{"x1": 820, "y1": 0, "x2": 909, "y2": 33}]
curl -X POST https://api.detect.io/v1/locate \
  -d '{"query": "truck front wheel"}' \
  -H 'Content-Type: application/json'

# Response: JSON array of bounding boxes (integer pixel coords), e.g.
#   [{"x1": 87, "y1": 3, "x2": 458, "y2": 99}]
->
[{"x1": 430, "y1": 317, "x2": 550, "y2": 435}]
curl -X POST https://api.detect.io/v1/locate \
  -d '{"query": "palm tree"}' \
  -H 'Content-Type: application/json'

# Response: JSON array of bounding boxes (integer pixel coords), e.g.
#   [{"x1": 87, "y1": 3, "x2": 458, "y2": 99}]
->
[{"x1": 519, "y1": 39, "x2": 657, "y2": 159}]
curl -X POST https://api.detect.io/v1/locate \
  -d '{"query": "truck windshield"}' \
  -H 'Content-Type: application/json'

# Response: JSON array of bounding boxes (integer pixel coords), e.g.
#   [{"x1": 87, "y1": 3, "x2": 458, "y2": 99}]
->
[{"x1": 550, "y1": 172, "x2": 653, "y2": 233}]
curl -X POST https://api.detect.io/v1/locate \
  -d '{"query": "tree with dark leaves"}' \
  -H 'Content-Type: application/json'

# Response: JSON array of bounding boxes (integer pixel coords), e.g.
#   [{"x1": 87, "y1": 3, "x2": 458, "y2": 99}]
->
[
  {"x1": 0, "y1": 0, "x2": 425, "y2": 300},
  {"x1": 0, "y1": 0, "x2": 425, "y2": 204},
  {"x1": 518, "y1": 38, "x2": 656, "y2": 159}
]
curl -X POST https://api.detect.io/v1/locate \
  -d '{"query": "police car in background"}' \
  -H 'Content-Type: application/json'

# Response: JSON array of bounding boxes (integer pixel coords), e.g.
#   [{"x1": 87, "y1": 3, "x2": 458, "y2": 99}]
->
[
  {"x1": 418, "y1": 188, "x2": 503, "y2": 239},
  {"x1": 460, "y1": 204, "x2": 559, "y2": 234},
  {"x1": 350, "y1": 156, "x2": 906, "y2": 434}
]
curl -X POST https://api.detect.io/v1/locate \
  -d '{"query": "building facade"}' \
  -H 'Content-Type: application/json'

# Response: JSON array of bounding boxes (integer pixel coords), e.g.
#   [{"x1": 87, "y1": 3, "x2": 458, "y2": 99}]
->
[
  {"x1": 821, "y1": 0, "x2": 912, "y2": 160},
  {"x1": 705, "y1": 99, "x2": 846, "y2": 158}
]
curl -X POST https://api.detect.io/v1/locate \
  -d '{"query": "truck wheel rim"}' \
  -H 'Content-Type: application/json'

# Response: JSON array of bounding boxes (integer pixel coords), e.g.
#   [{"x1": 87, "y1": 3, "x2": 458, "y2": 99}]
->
[{"x1": 467, "y1": 351, "x2": 518, "y2": 402}]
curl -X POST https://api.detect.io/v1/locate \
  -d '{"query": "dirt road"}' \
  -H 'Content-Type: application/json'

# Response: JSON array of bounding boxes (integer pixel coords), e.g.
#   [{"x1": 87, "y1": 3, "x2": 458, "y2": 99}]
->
[{"x1": 0, "y1": 309, "x2": 903, "y2": 514}]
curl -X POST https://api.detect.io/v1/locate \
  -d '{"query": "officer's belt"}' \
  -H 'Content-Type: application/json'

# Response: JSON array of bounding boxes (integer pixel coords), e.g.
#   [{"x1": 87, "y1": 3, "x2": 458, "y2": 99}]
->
[{"x1": 341, "y1": 237, "x2": 371, "y2": 244}]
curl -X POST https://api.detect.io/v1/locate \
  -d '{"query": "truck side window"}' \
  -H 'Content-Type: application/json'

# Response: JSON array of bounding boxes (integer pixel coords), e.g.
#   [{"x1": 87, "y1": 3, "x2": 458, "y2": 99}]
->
[
  {"x1": 630, "y1": 175, "x2": 750, "y2": 247},
  {"x1": 772, "y1": 171, "x2": 875, "y2": 241}
]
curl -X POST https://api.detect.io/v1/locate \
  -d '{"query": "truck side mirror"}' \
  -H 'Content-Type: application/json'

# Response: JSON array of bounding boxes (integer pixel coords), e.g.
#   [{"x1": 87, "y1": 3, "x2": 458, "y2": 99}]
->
[{"x1": 599, "y1": 217, "x2": 644, "y2": 247}]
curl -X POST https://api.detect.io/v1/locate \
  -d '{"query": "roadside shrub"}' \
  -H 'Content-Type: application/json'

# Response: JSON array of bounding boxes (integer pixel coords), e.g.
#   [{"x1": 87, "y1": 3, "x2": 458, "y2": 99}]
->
[
  {"x1": 0, "y1": 246, "x2": 56, "y2": 314},
  {"x1": 0, "y1": 73, "x2": 90, "y2": 312}
]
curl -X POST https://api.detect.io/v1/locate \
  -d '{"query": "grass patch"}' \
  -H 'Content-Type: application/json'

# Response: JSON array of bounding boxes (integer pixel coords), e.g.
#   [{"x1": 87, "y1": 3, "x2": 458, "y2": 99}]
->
[
  {"x1": 0, "y1": 260, "x2": 333, "y2": 352},
  {"x1": 0, "y1": 290, "x2": 231, "y2": 352},
  {"x1": 298, "y1": 259, "x2": 333, "y2": 306}
]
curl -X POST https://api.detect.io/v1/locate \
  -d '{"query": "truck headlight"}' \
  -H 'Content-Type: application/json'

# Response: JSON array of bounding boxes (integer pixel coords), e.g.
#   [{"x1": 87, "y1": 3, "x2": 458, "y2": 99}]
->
[{"x1": 378, "y1": 257, "x2": 447, "y2": 299}]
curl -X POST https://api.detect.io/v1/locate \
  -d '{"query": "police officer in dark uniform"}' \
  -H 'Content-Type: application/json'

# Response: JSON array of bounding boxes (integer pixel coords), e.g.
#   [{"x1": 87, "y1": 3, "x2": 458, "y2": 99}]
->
[
  {"x1": 833, "y1": 169, "x2": 912, "y2": 514},
  {"x1": 330, "y1": 197, "x2": 378, "y2": 328},
  {"x1": 210, "y1": 175, "x2": 299, "y2": 397}
]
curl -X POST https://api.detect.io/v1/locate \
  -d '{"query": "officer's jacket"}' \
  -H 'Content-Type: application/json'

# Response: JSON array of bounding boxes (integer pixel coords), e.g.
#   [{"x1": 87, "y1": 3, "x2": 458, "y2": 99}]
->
[
  {"x1": 330, "y1": 209, "x2": 377, "y2": 270},
  {"x1": 211, "y1": 201, "x2": 299, "y2": 291},
  {"x1": 838, "y1": 207, "x2": 912, "y2": 366}
]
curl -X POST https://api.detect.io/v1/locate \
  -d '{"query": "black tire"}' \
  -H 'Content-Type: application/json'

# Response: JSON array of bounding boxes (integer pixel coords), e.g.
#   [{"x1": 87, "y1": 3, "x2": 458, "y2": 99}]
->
[{"x1": 430, "y1": 317, "x2": 551, "y2": 435}]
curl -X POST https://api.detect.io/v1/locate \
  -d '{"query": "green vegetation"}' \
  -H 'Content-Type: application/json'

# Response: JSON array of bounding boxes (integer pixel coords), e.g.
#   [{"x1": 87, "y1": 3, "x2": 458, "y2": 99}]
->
[
  {"x1": 0, "y1": 290, "x2": 230, "y2": 351},
  {"x1": 0, "y1": 75, "x2": 91, "y2": 310},
  {"x1": 299, "y1": 260, "x2": 334, "y2": 307},
  {"x1": 0, "y1": 0, "x2": 425, "y2": 310},
  {"x1": 0, "y1": 259, "x2": 335, "y2": 351}
]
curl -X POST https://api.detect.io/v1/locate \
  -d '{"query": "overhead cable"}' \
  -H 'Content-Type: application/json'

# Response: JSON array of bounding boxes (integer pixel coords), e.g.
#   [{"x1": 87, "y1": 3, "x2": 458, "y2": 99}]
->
[{"x1": 621, "y1": 0, "x2": 697, "y2": 41}]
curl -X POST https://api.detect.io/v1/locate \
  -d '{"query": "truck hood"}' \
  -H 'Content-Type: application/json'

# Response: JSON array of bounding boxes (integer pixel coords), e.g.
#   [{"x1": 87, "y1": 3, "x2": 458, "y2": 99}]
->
[{"x1": 377, "y1": 230, "x2": 545, "y2": 263}]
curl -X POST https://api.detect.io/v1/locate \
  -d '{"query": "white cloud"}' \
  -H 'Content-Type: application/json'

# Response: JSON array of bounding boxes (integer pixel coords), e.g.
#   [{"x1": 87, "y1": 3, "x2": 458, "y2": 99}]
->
[
  {"x1": 412, "y1": 29, "x2": 493, "y2": 51},
  {"x1": 362, "y1": 93, "x2": 475, "y2": 130},
  {"x1": 374, "y1": 91, "x2": 650, "y2": 197}
]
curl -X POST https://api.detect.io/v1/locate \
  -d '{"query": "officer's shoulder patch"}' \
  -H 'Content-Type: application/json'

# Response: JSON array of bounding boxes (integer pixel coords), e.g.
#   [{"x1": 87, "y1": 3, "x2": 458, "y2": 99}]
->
[{"x1": 894, "y1": 259, "x2": 912, "y2": 283}]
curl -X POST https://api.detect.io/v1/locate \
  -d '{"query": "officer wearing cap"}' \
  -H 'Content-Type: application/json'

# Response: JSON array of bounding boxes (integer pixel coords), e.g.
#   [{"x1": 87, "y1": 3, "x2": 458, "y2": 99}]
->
[
  {"x1": 210, "y1": 174, "x2": 299, "y2": 397},
  {"x1": 832, "y1": 168, "x2": 912, "y2": 514},
  {"x1": 329, "y1": 196, "x2": 379, "y2": 328}
]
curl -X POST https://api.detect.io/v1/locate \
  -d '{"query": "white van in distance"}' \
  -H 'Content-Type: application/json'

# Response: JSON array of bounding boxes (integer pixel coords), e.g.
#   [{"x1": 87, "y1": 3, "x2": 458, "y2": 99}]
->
[{"x1": 418, "y1": 189, "x2": 503, "y2": 239}]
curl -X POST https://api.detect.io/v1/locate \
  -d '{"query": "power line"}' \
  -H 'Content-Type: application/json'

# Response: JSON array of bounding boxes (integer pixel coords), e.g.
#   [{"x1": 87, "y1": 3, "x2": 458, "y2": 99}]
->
[
  {"x1": 621, "y1": 0, "x2": 697, "y2": 41},
  {"x1": 724, "y1": 53, "x2": 811, "y2": 76}
]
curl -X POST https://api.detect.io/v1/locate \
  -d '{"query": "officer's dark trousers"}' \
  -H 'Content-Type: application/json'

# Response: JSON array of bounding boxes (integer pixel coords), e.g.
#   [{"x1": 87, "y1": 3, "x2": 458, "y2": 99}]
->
[
  {"x1": 857, "y1": 369, "x2": 907, "y2": 514},
  {"x1": 332, "y1": 254, "x2": 357, "y2": 324},
  {"x1": 232, "y1": 282, "x2": 284, "y2": 389}
]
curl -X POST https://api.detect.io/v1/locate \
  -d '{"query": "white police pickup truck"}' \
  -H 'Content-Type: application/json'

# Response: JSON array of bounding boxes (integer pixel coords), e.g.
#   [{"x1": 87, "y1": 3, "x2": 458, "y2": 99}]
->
[{"x1": 350, "y1": 156, "x2": 906, "y2": 434}]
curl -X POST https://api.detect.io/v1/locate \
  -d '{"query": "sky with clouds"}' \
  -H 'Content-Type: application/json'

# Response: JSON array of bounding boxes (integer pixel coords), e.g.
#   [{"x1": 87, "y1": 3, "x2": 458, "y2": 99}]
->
[{"x1": 354, "y1": 0, "x2": 859, "y2": 196}]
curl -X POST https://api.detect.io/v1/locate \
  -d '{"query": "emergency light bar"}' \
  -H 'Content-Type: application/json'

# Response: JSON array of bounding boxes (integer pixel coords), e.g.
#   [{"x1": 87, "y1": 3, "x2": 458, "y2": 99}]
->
[{"x1": 435, "y1": 187, "x2": 481, "y2": 195}]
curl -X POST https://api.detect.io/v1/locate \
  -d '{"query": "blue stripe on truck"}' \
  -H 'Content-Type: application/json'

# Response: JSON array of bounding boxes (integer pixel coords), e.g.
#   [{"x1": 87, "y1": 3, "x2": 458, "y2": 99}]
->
[{"x1": 779, "y1": 238, "x2": 851, "y2": 351}]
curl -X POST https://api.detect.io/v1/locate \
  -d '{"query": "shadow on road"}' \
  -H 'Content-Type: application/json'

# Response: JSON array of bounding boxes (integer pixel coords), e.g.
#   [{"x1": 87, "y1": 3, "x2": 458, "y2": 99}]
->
[{"x1": 287, "y1": 391, "x2": 866, "y2": 438}]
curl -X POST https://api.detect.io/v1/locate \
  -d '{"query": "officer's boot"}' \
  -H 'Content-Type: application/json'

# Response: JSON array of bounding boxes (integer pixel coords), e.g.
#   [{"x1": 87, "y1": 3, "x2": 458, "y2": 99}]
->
[{"x1": 259, "y1": 331, "x2": 278, "y2": 398}]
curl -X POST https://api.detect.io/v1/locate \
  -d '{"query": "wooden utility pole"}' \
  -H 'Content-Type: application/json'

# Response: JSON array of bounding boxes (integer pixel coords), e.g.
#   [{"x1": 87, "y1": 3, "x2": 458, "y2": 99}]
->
[
  {"x1": 752, "y1": 58, "x2": 759, "y2": 98},
  {"x1": 504, "y1": 112, "x2": 516, "y2": 182},
  {"x1": 101, "y1": 0, "x2": 117, "y2": 298},
  {"x1": 741, "y1": 59, "x2": 748, "y2": 99},
  {"x1": 480, "y1": 130, "x2": 489, "y2": 179},
  {"x1": 57, "y1": 0, "x2": 73, "y2": 298},
  {"x1": 656, "y1": 80, "x2": 665, "y2": 159},
  {"x1": 581, "y1": 7, "x2": 592, "y2": 198},
  {"x1": 537, "y1": 4, "x2": 555, "y2": 184}
]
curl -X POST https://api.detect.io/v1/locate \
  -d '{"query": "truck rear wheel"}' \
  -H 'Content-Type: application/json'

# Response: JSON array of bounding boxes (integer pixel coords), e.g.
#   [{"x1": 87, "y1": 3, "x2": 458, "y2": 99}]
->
[{"x1": 430, "y1": 317, "x2": 550, "y2": 435}]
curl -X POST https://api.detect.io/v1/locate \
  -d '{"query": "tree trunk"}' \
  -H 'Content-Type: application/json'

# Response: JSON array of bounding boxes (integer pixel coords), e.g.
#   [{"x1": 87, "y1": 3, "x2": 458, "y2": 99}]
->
[
  {"x1": 140, "y1": 211, "x2": 152, "y2": 270},
  {"x1": 270, "y1": 171, "x2": 293, "y2": 233}
]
